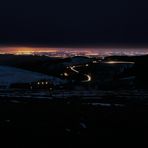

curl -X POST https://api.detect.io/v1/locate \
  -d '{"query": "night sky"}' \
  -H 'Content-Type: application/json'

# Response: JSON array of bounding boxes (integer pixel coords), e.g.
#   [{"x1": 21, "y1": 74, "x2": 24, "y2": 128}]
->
[{"x1": 0, "y1": 0, "x2": 148, "y2": 46}]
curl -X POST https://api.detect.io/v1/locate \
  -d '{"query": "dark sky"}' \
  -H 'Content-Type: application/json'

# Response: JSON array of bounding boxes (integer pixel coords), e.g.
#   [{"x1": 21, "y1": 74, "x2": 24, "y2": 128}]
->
[{"x1": 0, "y1": 0, "x2": 148, "y2": 46}]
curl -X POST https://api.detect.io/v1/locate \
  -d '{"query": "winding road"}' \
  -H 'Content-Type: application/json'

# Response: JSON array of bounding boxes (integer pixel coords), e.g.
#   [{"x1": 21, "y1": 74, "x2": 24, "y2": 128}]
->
[{"x1": 69, "y1": 65, "x2": 91, "y2": 82}]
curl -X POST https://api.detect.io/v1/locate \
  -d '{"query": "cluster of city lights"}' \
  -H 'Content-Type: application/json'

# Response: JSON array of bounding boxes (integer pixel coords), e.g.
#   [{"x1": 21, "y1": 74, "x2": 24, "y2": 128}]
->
[{"x1": 0, "y1": 46, "x2": 148, "y2": 57}]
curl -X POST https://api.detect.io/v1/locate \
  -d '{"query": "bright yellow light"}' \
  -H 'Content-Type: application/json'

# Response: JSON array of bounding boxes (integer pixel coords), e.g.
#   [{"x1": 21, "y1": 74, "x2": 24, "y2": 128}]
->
[{"x1": 64, "y1": 73, "x2": 68, "y2": 76}]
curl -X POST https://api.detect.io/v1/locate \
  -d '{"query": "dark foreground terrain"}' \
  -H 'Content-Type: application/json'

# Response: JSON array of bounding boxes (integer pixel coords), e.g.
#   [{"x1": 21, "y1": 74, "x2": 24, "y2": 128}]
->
[
  {"x1": 0, "y1": 54, "x2": 148, "y2": 146},
  {"x1": 0, "y1": 90, "x2": 148, "y2": 146}
]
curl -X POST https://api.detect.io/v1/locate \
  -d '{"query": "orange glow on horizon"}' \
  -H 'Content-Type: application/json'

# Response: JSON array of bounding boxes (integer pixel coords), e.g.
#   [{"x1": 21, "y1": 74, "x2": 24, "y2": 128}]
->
[
  {"x1": 0, "y1": 46, "x2": 148, "y2": 57},
  {"x1": 0, "y1": 47, "x2": 60, "y2": 55}
]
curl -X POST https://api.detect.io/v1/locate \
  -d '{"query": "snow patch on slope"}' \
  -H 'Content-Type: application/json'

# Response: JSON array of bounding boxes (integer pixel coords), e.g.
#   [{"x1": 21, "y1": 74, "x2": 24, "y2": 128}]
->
[{"x1": 0, "y1": 66, "x2": 65, "y2": 86}]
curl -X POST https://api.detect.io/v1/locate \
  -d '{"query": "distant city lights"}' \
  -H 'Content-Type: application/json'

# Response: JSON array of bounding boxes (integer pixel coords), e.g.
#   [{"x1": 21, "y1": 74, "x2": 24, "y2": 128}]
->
[{"x1": 0, "y1": 46, "x2": 148, "y2": 57}]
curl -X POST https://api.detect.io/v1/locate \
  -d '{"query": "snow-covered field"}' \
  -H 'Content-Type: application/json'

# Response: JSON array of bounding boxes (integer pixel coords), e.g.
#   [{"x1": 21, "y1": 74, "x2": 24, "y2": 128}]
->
[{"x1": 0, "y1": 66, "x2": 66, "y2": 87}]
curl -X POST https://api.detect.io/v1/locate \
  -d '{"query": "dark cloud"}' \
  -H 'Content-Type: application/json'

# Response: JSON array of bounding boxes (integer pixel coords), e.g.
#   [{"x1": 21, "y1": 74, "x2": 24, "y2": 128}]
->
[{"x1": 0, "y1": 0, "x2": 147, "y2": 46}]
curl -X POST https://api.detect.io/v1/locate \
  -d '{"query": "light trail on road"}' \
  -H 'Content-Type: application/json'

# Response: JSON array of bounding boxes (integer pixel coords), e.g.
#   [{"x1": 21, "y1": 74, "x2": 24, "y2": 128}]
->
[
  {"x1": 82, "y1": 74, "x2": 92, "y2": 82},
  {"x1": 69, "y1": 66, "x2": 79, "y2": 73},
  {"x1": 104, "y1": 61, "x2": 135, "y2": 64},
  {"x1": 69, "y1": 65, "x2": 92, "y2": 82}
]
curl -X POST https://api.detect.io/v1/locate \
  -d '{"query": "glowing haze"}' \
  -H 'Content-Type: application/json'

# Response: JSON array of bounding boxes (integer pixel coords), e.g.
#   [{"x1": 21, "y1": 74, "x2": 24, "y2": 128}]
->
[{"x1": 0, "y1": 46, "x2": 148, "y2": 57}]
